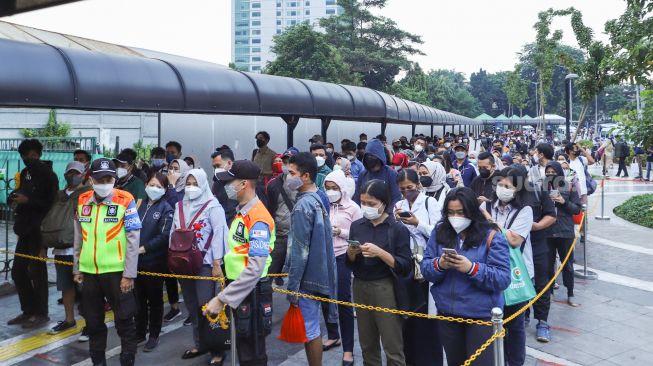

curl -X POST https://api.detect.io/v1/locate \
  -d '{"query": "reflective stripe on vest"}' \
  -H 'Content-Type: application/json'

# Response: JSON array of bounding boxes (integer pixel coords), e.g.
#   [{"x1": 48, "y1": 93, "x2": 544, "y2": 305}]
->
[
  {"x1": 77, "y1": 190, "x2": 129, "y2": 274},
  {"x1": 224, "y1": 200, "x2": 276, "y2": 280}
]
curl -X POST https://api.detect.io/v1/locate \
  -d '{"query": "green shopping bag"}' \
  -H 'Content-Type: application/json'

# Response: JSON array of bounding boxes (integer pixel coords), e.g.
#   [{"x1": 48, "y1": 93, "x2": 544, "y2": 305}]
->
[{"x1": 503, "y1": 246, "x2": 536, "y2": 306}]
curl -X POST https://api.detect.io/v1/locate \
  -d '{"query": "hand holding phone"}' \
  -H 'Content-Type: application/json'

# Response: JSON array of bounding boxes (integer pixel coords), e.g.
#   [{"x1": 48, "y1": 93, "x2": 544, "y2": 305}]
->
[
  {"x1": 398, "y1": 211, "x2": 412, "y2": 218},
  {"x1": 442, "y1": 248, "x2": 458, "y2": 257},
  {"x1": 347, "y1": 240, "x2": 361, "y2": 248}
]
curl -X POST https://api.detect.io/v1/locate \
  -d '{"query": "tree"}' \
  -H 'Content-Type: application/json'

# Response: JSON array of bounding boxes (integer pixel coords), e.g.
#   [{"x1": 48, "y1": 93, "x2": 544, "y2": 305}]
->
[
  {"x1": 265, "y1": 23, "x2": 359, "y2": 84},
  {"x1": 424, "y1": 70, "x2": 481, "y2": 117},
  {"x1": 469, "y1": 69, "x2": 510, "y2": 115},
  {"x1": 391, "y1": 63, "x2": 430, "y2": 105},
  {"x1": 504, "y1": 67, "x2": 530, "y2": 116},
  {"x1": 617, "y1": 89, "x2": 653, "y2": 147},
  {"x1": 320, "y1": 0, "x2": 424, "y2": 91},
  {"x1": 20, "y1": 109, "x2": 71, "y2": 138}
]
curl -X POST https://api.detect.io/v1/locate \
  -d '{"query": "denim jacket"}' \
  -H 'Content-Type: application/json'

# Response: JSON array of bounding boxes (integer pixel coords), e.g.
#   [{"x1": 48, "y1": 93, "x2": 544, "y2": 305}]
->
[{"x1": 286, "y1": 191, "x2": 337, "y2": 309}]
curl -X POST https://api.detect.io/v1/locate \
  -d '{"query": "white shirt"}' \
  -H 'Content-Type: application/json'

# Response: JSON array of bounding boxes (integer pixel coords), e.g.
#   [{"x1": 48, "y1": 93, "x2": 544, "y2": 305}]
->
[{"x1": 569, "y1": 156, "x2": 587, "y2": 195}]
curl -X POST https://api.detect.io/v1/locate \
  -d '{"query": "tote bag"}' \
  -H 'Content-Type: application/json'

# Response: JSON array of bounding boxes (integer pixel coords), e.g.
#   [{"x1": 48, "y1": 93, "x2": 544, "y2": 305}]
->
[{"x1": 503, "y1": 245, "x2": 537, "y2": 306}]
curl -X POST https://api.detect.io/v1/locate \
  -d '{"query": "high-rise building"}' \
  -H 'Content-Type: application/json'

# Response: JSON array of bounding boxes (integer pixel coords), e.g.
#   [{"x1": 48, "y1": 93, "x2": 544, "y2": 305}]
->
[{"x1": 232, "y1": 0, "x2": 342, "y2": 72}]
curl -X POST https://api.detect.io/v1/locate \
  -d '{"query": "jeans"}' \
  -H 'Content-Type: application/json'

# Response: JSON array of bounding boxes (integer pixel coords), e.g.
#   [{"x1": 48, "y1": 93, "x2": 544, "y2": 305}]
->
[
  {"x1": 12, "y1": 233, "x2": 48, "y2": 317},
  {"x1": 135, "y1": 263, "x2": 165, "y2": 339},
  {"x1": 547, "y1": 238, "x2": 575, "y2": 297},
  {"x1": 438, "y1": 315, "x2": 493, "y2": 366},
  {"x1": 531, "y1": 241, "x2": 551, "y2": 322},
  {"x1": 646, "y1": 161, "x2": 652, "y2": 180},
  {"x1": 504, "y1": 303, "x2": 527, "y2": 366}
]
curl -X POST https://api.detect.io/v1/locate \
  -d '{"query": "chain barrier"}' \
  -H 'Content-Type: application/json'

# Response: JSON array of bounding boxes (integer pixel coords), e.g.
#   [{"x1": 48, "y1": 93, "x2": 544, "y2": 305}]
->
[{"x1": 461, "y1": 329, "x2": 506, "y2": 366}]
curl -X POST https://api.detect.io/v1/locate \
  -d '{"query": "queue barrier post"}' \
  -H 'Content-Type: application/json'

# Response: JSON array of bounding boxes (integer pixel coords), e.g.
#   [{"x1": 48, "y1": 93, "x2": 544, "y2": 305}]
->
[
  {"x1": 491, "y1": 307, "x2": 505, "y2": 366},
  {"x1": 596, "y1": 154, "x2": 611, "y2": 221},
  {"x1": 230, "y1": 308, "x2": 237, "y2": 366},
  {"x1": 574, "y1": 204, "x2": 598, "y2": 280}
]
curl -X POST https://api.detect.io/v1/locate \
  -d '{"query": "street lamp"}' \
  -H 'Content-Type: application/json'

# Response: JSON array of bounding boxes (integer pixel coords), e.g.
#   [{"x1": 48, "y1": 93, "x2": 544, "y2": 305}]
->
[{"x1": 565, "y1": 73, "x2": 579, "y2": 141}]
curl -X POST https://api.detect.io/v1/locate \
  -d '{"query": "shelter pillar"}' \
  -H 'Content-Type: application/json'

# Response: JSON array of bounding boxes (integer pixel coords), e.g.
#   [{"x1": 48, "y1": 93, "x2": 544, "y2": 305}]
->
[
  {"x1": 381, "y1": 121, "x2": 388, "y2": 136},
  {"x1": 430, "y1": 124, "x2": 434, "y2": 138},
  {"x1": 321, "y1": 117, "x2": 331, "y2": 143},
  {"x1": 411, "y1": 123, "x2": 416, "y2": 137},
  {"x1": 282, "y1": 115, "x2": 300, "y2": 148}
]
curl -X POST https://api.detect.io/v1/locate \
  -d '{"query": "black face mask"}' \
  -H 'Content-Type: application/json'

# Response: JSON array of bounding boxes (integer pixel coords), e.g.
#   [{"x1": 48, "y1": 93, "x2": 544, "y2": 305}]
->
[
  {"x1": 256, "y1": 139, "x2": 266, "y2": 148},
  {"x1": 22, "y1": 158, "x2": 38, "y2": 168},
  {"x1": 419, "y1": 176, "x2": 433, "y2": 188},
  {"x1": 479, "y1": 168, "x2": 492, "y2": 179}
]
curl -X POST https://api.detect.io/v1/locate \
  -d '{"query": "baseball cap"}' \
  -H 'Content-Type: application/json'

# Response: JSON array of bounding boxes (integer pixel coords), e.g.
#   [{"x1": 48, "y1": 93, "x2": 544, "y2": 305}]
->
[
  {"x1": 90, "y1": 158, "x2": 117, "y2": 179},
  {"x1": 112, "y1": 152, "x2": 134, "y2": 165},
  {"x1": 501, "y1": 154, "x2": 514, "y2": 164},
  {"x1": 454, "y1": 143, "x2": 468, "y2": 150},
  {"x1": 282, "y1": 147, "x2": 299, "y2": 158},
  {"x1": 65, "y1": 161, "x2": 86, "y2": 174},
  {"x1": 215, "y1": 160, "x2": 261, "y2": 181}
]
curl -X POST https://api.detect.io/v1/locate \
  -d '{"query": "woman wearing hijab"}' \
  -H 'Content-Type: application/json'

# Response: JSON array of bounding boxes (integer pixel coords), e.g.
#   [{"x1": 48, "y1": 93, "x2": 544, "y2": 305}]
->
[
  {"x1": 323, "y1": 170, "x2": 362, "y2": 366},
  {"x1": 171, "y1": 169, "x2": 229, "y2": 365},
  {"x1": 334, "y1": 157, "x2": 356, "y2": 198},
  {"x1": 418, "y1": 161, "x2": 450, "y2": 212}
]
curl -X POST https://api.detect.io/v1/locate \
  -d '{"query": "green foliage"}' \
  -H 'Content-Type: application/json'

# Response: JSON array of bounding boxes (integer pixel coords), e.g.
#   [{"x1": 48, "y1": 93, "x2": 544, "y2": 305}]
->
[
  {"x1": 320, "y1": 0, "x2": 424, "y2": 91},
  {"x1": 615, "y1": 89, "x2": 653, "y2": 147},
  {"x1": 228, "y1": 62, "x2": 247, "y2": 72},
  {"x1": 614, "y1": 193, "x2": 653, "y2": 229},
  {"x1": 132, "y1": 140, "x2": 157, "y2": 162},
  {"x1": 469, "y1": 69, "x2": 510, "y2": 115},
  {"x1": 576, "y1": 139, "x2": 593, "y2": 149},
  {"x1": 20, "y1": 109, "x2": 71, "y2": 138},
  {"x1": 504, "y1": 67, "x2": 530, "y2": 114},
  {"x1": 265, "y1": 23, "x2": 359, "y2": 84}
]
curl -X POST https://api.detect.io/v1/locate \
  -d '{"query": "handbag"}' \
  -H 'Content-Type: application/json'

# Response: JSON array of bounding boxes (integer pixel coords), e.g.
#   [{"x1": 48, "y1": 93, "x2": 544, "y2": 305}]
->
[
  {"x1": 503, "y1": 245, "x2": 537, "y2": 306},
  {"x1": 198, "y1": 283, "x2": 231, "y2": 352},
  {"x1": 388, "y1": 223, "x2": 425, "y2": 316}
]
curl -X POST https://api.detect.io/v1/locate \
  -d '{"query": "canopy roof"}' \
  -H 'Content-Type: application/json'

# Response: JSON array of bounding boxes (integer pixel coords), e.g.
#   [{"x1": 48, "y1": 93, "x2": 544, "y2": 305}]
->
[
  {"x1": 0, "y1": 0, "x2": 81, "y2": 17},
  {"x1": 0, "y1": 21, "x2": 478, "y2": 126}
]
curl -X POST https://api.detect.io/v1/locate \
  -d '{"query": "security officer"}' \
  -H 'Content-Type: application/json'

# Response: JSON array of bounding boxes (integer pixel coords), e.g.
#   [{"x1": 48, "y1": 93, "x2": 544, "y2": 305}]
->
[
  {"x1": 73, "y1": 158, "x2": 142, "y2": 366},
  {"x1": 205, "y1": 160, "x2": 275, "y2": 366}
]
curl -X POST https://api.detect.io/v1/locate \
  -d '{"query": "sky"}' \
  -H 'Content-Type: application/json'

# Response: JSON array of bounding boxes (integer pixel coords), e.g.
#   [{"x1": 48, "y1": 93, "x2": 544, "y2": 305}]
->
[{"x1": 5, "y1": 0, "x2": 627, "y2": 78}]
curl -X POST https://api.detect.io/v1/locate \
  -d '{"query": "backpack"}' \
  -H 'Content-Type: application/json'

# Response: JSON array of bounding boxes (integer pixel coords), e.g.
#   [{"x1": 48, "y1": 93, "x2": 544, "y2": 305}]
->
[
  {"x1": 578, "y1": 156, "x2": 597, "y2": 195},
  {"x1": 41, "y1": 191, "x2": 79, "y2": 249},
  {"x1": 168, "y1": 201, "x2": 213, "y2": 275}
]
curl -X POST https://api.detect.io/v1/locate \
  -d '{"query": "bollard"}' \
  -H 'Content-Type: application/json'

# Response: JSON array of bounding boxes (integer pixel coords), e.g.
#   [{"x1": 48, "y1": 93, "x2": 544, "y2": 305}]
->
[
  {"x1": 596, "y1": 154, "x2": 610, "y2": 220},
  {"x1": 230, "y1": 308, "x2": 237, "y2": 366},
  {"x1": 575, "y1": 204, "x2": 598, "y2": 280},
  {"x1": 491, "y1": 307, "x2": 505, "y2": 366}
]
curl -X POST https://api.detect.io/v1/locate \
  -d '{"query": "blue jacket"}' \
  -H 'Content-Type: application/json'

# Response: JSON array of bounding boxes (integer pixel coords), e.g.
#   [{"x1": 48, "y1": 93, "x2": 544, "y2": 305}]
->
[
  {"x1": 350, "y1": 158, "x2": 366, "y2": 180},
  {"x1": 286, "y1": 191, "x2": 337, "y2": 304},
  {"x1": 137, "y1": 198, "x2": 174, "y2": 268},
  {"x1": 353, "y1": 139, "x2": 402, "y2": 212},
  {"x1": 421, "y1": 226, "x2": 511, "y2": 319},
  {"x1": 452, "y1": 158, "x2": 478, "y2": 188}
]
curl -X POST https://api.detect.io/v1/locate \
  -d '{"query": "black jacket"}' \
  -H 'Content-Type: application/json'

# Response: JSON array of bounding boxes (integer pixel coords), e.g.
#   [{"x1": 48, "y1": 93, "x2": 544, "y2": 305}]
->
[
  {"x1": 470, "y1": 172, "x2": 497, "y2": 199},
  {"x1": 545, "y1": 162, "x2": 581, "y2": 238},
  {"x1": 137, "y1": 198, "x2": 174, "y2": 268},
  {"x1": 11, "y1": 160, "x2": 58, "y2": 238},
  {"x1": 211, "y1": 177, "x2": 237, "y2": 225}
]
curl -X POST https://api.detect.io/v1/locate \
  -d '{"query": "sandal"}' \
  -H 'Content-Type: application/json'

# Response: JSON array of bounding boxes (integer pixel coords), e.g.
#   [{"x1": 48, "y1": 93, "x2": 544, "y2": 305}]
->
[
  {"x1": 323, "y1": 339, "x2": 342, "y2": 351},
  {"x1": 181, "y1": 349, "x2": 205, "y2": 359}
]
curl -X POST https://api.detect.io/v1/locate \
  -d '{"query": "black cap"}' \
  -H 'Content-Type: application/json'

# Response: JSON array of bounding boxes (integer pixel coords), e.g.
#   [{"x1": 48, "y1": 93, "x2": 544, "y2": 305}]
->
[
  {"x1": 454, "y1": 143, "x2": 468, "y2": 150},
  {"x1": 112, "y1": 152, "x2": 134, "y2": 165},
  {"x1": 90, "y1": 158, "x2": 117, "y2": 179},
  {"x1": 216, "y1": 160, "x2": 261, "y2": 181}
]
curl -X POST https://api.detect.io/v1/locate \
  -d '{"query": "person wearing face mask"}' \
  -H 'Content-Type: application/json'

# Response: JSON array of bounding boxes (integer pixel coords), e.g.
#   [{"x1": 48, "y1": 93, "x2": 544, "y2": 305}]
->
[
  {"x1": 333, "y1": 157, "x2": 356, "y2": 198},
  {"x1": 467, "y1": 150, "x2": 478, "y2": 168},
  {"x1": 310, "y1": 143, "x2": 333, "y2": 191},
  {"x1": 113, "y1": 152, "x2": 147, "y2": 208},
  {"x1": 252, "y1": 131, "x2": 277, "y2": 186},
  {"x1": 480, "y1": 168, "x2": 534, "y2": 366},
  {"x1": 135, "y1": 172, "x2": 174, "y2": 352},
  {"x1": 528, "y1": 143, "x2": 554, "y2": 191},
  {"x1": 74, "y1": 149, "x2": 93, "y2": 185},
  {"x1": 165, "y1": 141, "x2": 183, "y2": 164},
  {"x1": 418, "y1": 161, "x2": 450, "y2": 208},
  {"x1": 353, "y1": 138, "x2": 402, "y2": 213},
  {"x1": 264, "y1": 147, "x2": 299, "y2": 287},
  {"x1": 148, "y1": 147, "x2": 167, "y2": 175},
  {"x1": 8, "y1": 139, "x2": 58, "y2": 329},
  {"x1": 470, "y1": 152, "x2": 498, "y2": 204},
  {"x1": 544, "y1": 162, "x2": 581, "y2": 308},
  {"x1": 165, "y1": 158, "x2": 190, "y2": 207},
  {"x1": 556, "y1": 154, "x2": 581, "y2": 194},
  {"x1": 320, "y1": 170, "x2": 362, "y2": 366},
  {"x1": 451, "y1": 143, "x2": 478, "y2": 187},
  {"x1": 347, "y1": 180, "x2": 412, "y2": 366},
  {"x1": 342, "y1": 141, "x2": 366, "y2": 180},
  {"x1": 211, "y1": 148, "x2": 237, "y2": 225},
  {"x1": 173, "y1": 169, "x2": 229, "y2": 365},
  {"x1": 43, "y1": 161, "x2": 91, "y2": 335},
  {"x1": 394, "y1": 170, "x2": 443, "y2": 366},
  {"x1": 421, "y1": 187, "x2": 511, "y2": 366},
  {"x1": 412, "y1": 137, "x2": 428, "y2": 163},
  {"x1": 564, "y1": 142, "x2": 595, "y2": 204},
  {"x1": 73, "y1": 158, "x2": 143, "y2": 366}
]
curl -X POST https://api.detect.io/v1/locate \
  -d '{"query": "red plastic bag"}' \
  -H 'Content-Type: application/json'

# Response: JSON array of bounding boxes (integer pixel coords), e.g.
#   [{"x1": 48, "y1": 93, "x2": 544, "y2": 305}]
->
[
  {"x1": 278, "y1": 304, "x2": 308, "y2": 343},
  {"x1": 573, "y1": 212, "x2": 584, "y2": 225}
]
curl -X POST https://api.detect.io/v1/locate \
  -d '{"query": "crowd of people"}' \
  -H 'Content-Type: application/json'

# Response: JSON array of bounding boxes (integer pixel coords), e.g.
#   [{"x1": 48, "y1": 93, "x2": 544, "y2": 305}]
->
[{"x1": 6, "y1": 128, "x2": 607, "y2": 366}]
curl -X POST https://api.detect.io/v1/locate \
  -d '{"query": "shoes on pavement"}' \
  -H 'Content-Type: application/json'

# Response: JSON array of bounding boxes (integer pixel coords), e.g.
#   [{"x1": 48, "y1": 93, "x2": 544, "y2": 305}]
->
[
  {"x1": 567, "y1": 296, "x2": 580, "y2": 307},
  {"x1": 323, "y1": 338, "x2": 341, "y2": 351},
  {"x1": 78, "y1": 327, "x2": 90, "y2": 342},
  {"x1": 7, "y1": 313, "x2": 30, "y2": 325},
  {"x1": 183, "y1": 316, "x2": 193, "y2": 326},
  {"x1": 536, "y1": 321, "x2": 551, "y2": 343},
  {"x1": 136, "y1": 336, "x2": 147, "y2": 345},
  {"x1": 21, "y1": 315, "x2": 50, "y2": 329},
  {"x1": 164, "y1": 307, "x2": 181, "y2": 322},
  {"x1": 48, "y1": 320, "x2": 76, "y2": 334},
  {"x1": 143, "y1": 337, "x2": 159, "y2": 352},
  {"x1": 57, "y1": 297, "x2": 64, "y2": 305}
]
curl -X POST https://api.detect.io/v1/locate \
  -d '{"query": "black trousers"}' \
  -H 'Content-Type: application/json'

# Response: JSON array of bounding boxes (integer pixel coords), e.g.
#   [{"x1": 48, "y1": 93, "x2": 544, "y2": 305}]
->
[
  {"x1": 268, "y1": 235, "x2": 288, "y2": 275},
  {"x1": 438, "y1": 316, "x2": 493, "y2": 366},
  {"x1": 531, "y1": 241, "x2": 551, "y2": 322},
  {"x1": 82, "y1": 272, "x2": 137, "y2": 362},
  {"x1": 233, "y1": 279, "x2": 272, "y2": 366},
  {"x1": 617, "y1": 157, "x2": 629, "y2": 177},
  {"x1": 547, "y1": 237, "x2": 575, "y2": 297},
  {"x1": 404, "y1": 314, "x2": 442, "y2": 366},
  {"x1": 135, "y1": 264, "x2": 164, "y2": 339},
  {"x1": 504, "y1": 303, "x2": 527, "y2": 366},
  {"x1": 11, "y1": 232, "x2": 48, "y2": 317}
]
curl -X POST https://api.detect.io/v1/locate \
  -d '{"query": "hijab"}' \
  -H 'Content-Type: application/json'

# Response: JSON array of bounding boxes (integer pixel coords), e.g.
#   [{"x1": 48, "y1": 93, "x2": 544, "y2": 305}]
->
[
  {"x1": 176, "y1": 168, "x2": 220, "y2": 227},
  {"x1": 420, "y1": 161, "x2": 446, "y2": 193},
  {"x1": 170, "y1": 159, "x2": 191, "y2": 193},
  {"x1": 324, "y1": 170, "x2": 354, "y2": 206}
]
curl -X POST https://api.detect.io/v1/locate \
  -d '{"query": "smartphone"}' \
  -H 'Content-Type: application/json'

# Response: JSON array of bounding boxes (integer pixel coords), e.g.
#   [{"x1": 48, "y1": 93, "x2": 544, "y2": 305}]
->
[
  {"x1": 442, "y1": 248, "x2": 458, "y2": 257},
  {"x1": 549, "y1": 189, "x2": 560, "y2": 198},
  {"x1": 347, "y1": 240, "x2": 361, "y2": 248},
  {"x1": 398, "y1": 211, "x2": 412, "y2": 218}
]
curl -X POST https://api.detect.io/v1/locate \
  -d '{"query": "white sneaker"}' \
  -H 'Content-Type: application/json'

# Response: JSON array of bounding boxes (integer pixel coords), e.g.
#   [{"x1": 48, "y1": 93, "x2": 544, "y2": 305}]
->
[{"x1": 78, "y1": 327, "x2": 89, "y2": 342}]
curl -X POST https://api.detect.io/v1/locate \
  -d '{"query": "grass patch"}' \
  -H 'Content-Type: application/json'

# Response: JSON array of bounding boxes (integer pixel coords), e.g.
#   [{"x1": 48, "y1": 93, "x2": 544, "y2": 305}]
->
[{"x1": 614, "y1": 194, "x2": 653, "y2": 229}]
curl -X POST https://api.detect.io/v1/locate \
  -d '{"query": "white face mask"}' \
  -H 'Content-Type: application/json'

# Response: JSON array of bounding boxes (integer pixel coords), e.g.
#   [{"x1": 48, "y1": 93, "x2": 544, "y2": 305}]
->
[
  {"x1": 361, "y1": 204, "x2": 383, "y2": 220},
  {"x1": 116, "y1": 167, "x2": 129, "y2": 179},
  {"x1": 145, "y1": 186, "x2": 166, "y2": 201},
  {"x1": 333, "y1": 164, "x2": 342, "y2": 171},
  {"x1": 449, "y1": 216, "x2": 472, "y2": 234},
  {"x1": 326, "y1": 189, "x2": 341, "y2": 203},
  {"x1": 496, "y1": 185, "x2": 515, "y2": 203},
  {"x1": 185, "y1": 185, "x2": 202, "y2": 200},
  {"x1": 326, "y1": 148, "x2": 334, "y2": 154},
  {"x1": 214, "y1": 167, "x2": 226, "y2": 176},
  {"x1": 92, "y1": 183, "x2": 114, "y2": 198},
  {"x1": 444, "y1": 142, "x2": 451, "y2": 148},
  {"x1": 414, "y1": 144, "x2": 424, "y2": 153},
  {"x1": 346, "y1": 155, "x2": 355, "y2": 161},
  {"x1": 315, "y1": 156, "x2": 326, "y2": 167}
]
